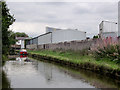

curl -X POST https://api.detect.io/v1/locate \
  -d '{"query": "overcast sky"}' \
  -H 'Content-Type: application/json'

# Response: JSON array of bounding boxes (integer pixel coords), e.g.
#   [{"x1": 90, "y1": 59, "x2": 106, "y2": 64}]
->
[{"x1": 7, "y1": 1, "x2": 118, "y2": 38}]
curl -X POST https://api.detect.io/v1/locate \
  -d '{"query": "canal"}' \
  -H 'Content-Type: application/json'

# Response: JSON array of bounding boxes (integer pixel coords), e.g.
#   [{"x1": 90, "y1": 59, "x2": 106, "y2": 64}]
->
[{"x1": 2, "y1": 56, "x2": 120, "y2": 88}]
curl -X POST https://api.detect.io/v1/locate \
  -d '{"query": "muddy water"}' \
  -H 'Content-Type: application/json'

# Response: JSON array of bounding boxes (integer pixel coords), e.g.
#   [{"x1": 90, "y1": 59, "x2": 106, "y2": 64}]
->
[{"x1": 2, "y1": 56, "x2": 120, "y2": 88}]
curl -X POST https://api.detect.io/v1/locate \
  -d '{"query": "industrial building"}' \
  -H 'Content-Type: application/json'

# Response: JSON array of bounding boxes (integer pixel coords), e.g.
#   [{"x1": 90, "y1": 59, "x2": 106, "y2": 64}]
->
[
  {"x1": 46, "y1": 27, "x2": 62, "y2": 33},
  {"x1": 29, "y1": 27, "x2": 86, "y2": 45},
  {"x1": 118, "y1": 1, "x2": 120, "y2": 37},
  {"x1": 52, "y1": 29, "x2": 86, "y2": 43},
  {"x1": 99, "y1": 21, "x2": 118, "y2": 38}
]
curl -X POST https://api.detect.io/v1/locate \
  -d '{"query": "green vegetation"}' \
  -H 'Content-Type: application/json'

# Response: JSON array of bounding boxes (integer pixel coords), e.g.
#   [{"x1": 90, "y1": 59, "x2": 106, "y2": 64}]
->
[
  {"x1": 9, "y1": 32, "x2": 29, "y2": 54},
  {"x1": 1, "y1": 1, "x2": 29, "y2": 61},
  {"x1": 7, "y1": 32, "x2": 28, "y2": 45},
  {"x1": 27, "y1": 49, "x2": 120, "y2": 70},
  {"x1": 2, "y1": 55, "x2": 7, "y2": 66},
  {"x1": 94, "y1": 44, "x2": 120, "y2": 64},
  {"x1": 93, "y1": 35, "x2": 99, "y2": 39},
  {"x1": 2, "y1": 71, "x2": 12, "y2": 89},
  {"x1": 15, "y1": 32, "x2": 28, "y2": 37},
  {"x1": 2, "y1": 1, "x2": 15, "y2": 59}
]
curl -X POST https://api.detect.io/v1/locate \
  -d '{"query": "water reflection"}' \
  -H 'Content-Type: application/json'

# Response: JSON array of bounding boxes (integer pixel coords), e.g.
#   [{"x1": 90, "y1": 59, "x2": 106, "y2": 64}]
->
[
  {"x1": 2, "y1": 71, "x2": 12, "y2": 89},
  {"x1": 16, "y1": 55, "x2": 27, "y2": 61},
  {"x1": 2, "y1": 56, "x2": 120, "y2": 89},
  {"x1": 36, "y1": 61, "x2": 120, "y2": 89}
]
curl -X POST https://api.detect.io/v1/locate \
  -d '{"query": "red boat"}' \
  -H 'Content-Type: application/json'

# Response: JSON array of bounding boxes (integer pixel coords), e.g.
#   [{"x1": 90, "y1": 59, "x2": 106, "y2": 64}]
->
[{"x1": 20, "y1": 49, "x2": 27, "y2": 55}]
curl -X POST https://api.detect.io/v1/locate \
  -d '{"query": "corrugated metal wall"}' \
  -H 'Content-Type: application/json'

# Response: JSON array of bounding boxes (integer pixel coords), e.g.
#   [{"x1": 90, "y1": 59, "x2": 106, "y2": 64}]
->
[
  {"x1": 38, "y1": 33, "x2": 52, "y2": 45},
  {"x1": 99, "y1": 21, "x2": 118, "y2": 38},
  {"x1": 100, "y1": 21, "x2": 117, "y2": 33},
  {"x1": 33, "y1": 38, "x2": 38, "y2": 45},
  {"x1": 52, "y1": 29, "x2": 86, "y2": 43},
  {"x1": 30, "y1": 39, "x2": 33, "y2": 45},
  {"x1": 101, "y1": 32, "x2": 118, "y2": 38},
  {"x1": 103, "y1": 22, "x2": 117, "y2": 32},
  {"x1": 30, "y1": 29, "x2": 86, "y2": 45},
  {"x1": 30, "y1": 38, "x2": 38, "y2": 45}
]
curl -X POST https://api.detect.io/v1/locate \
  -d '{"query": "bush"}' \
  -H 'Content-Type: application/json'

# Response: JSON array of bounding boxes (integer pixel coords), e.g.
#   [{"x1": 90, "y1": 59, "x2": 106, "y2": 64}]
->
[{"x1": 94, "y1": 44, "x2": 120, "y2": 63}]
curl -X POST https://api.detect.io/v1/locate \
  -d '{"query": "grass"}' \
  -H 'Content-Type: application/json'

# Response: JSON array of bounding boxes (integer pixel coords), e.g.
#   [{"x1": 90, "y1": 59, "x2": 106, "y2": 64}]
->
[{"x1": 27, "y1": 49, "x2": 120, "y2": 71}]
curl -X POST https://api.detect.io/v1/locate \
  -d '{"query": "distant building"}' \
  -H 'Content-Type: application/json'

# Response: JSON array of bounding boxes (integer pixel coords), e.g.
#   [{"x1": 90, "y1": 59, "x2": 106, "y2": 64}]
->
[
  {"x1": 16, "y1": 37, "x2": 29, "y2": 49},
  {"x1": 99, "y1": 21, "x2": 118, "y2": 38},
  {"x1": 51, "y1": 29, "x2": 86, "y2": 43},
  {"x1": 46, "y1": 27, "x2": 62, "y2": 33},
  {"x1": 29, "y1": 27, "x2": 86, "y2": 45},
  {"x1": 118, "y1": 1, "x2": 120, "y2": 37}
]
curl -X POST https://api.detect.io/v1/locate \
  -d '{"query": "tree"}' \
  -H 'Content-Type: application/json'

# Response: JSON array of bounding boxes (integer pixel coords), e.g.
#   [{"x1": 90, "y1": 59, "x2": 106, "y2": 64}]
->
[
  {"x1": 15, "y1": 32, "x2": 28, "y2": 37},
  {"x1": 9, "y1": 31, "x2": 16, "y2": 45},
  {"x1": 9, "y1": 32, "x2": 29, "y2": 45},
  {"x1": 93, "y1": 35, "x2": 99, "y2": 39},
  {"x1": 2, "y1": 1, "x2": 15, "y2": 55}
]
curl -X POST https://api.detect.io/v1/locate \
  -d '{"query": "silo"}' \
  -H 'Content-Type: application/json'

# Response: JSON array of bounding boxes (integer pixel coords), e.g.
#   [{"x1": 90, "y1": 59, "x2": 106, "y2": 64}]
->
[
  {"x1": 118, "y1": 1, "x2": 120, "y2": 37},
  {"x1": 99, "y1": 21, "x2": 118, "y2": 38}
]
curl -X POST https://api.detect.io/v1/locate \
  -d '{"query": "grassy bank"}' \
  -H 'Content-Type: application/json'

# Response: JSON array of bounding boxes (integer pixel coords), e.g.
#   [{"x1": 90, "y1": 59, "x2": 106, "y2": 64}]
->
[{"x1": 28, "y1": 49, "x2": 120, "y2": 71}]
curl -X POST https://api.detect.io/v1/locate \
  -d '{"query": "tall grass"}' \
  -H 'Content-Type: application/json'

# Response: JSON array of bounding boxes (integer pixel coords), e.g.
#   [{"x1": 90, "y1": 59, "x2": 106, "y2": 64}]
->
[{"x1": 94, "y1": 37, "x2": 120, "y2": 64}]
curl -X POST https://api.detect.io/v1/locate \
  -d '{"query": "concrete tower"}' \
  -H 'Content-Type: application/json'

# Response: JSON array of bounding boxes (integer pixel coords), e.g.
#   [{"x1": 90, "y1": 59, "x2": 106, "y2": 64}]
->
[{"x1": 118, "y1": 1, "x2": 120, "y2": 37}]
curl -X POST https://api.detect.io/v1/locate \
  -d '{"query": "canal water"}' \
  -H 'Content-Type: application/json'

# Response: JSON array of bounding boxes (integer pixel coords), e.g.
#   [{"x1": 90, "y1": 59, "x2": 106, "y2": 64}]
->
[{"x1": 2, "y1": 56, "x2": 120, "y2": 88}]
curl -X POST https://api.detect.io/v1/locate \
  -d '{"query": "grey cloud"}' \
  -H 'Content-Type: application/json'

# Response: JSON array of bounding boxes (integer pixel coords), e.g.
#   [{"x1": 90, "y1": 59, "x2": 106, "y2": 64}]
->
[
  {"x1": 8, "y1": 2, "x2": 72, "y2": 23},
  {"x1": 7, "y1": 2, "x2": 118, "y2": 37},
  {"x1": 74, "y1": 8, "x2": 92, "y2": 14},
  {"x1": 74, "y1": 2, "x2": 117, "y2": 15}
]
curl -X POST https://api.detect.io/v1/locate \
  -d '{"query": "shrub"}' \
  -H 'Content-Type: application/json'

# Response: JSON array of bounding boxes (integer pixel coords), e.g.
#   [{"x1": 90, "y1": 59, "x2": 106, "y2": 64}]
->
[{"x1": 94, "y1": 38, "x2": 120, "y2": 64}]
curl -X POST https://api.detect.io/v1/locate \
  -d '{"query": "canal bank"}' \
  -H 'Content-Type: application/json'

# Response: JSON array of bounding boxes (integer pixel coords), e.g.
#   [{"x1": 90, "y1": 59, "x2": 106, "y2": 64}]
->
[{"x1": 28, "y1": 50, "x2": 120, "y2": 80}]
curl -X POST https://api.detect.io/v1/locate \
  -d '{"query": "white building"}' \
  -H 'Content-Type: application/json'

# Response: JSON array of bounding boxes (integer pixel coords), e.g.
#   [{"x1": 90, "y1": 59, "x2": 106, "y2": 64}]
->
[
  {"x1": 52, "y1": 29, "x2": 86, "y2": 43},
  {"x1": 99, "y1": 21, "x2": 118, "y2": 38},
  {"x1": 16, "y1": 37, "x2": 29, "y2": 49},
  {"x1": 16, "y1": 40, "x2": 22, "y2": 45},
  {"x1": 46, "y1": 27, "x2": 62, "y2": 33},
  {"x1": 30, "y1": 27, "x2": 86, "y2": 45},
  {"x1": 38, "y1": 32, "x2": 52, "y2": 45}
]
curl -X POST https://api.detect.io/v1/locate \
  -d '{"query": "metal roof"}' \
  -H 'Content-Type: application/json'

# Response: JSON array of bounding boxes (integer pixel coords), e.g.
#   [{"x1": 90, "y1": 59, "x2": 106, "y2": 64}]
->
[
  {"x1": 16, "y1": 37, "x2": 30, "y2": 40},
  {"x1": 101, "y1": 21, "x2": 117, "y2": 24},
  {"x1": 31, "y1": 32, "x2": 52, "y2": 40}
]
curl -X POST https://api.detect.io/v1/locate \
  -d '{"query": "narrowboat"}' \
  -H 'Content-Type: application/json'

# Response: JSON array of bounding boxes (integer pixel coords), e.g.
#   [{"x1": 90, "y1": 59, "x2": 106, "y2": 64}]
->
[{"x1": 20, "y1": 49, "x2": 27, "y2": 55}]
